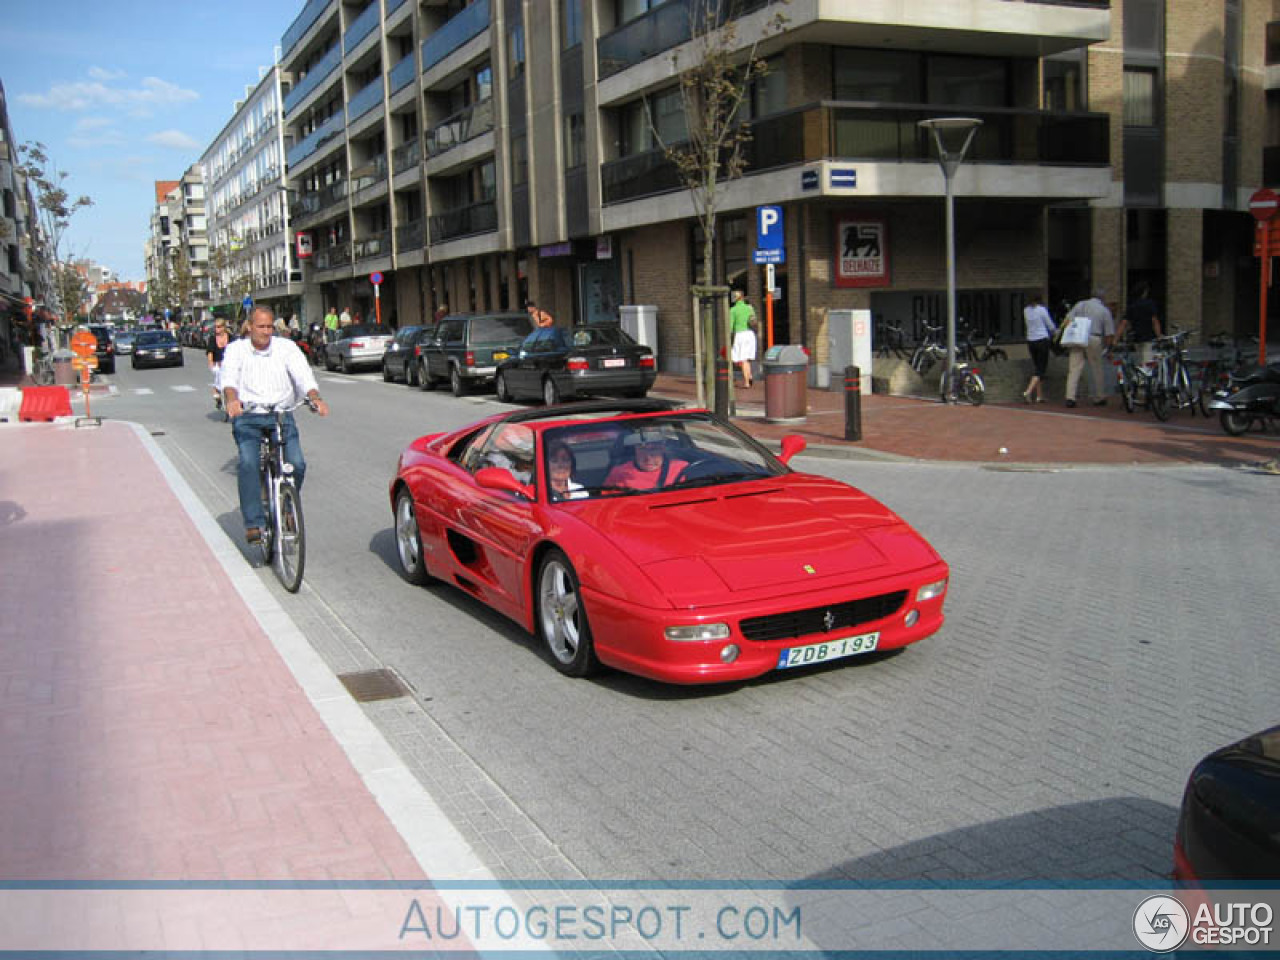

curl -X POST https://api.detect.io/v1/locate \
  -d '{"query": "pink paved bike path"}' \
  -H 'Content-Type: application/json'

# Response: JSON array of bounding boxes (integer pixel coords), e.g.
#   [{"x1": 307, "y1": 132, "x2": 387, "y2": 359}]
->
[{"x1": 0, "y1": 420, "x2": 425, "y2": 883}]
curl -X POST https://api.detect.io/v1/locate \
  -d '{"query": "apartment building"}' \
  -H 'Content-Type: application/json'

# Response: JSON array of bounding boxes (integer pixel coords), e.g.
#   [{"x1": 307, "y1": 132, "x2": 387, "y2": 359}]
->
[
  {"x1": 145, "y1": 167, "x2": 210, "y2": 323},
  {"x1": 201, "y1": 65, "x2": 299, "y2": 323},
  {"x1": 277, "y1": 0, "x2": 1266, "y2": 379},
  {"x1": 1, "y1": 77, "x2": 45, "y2": 350}
]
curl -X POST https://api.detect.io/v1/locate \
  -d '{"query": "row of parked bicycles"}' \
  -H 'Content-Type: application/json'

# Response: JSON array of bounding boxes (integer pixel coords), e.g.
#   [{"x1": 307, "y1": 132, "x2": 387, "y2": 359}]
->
[
  {"x1": 876, "y1": 320, "x2": 1007, "y2": 406},
  {"x1": 1111, "y1": 331, "x2": 1280, "y2": 435}
]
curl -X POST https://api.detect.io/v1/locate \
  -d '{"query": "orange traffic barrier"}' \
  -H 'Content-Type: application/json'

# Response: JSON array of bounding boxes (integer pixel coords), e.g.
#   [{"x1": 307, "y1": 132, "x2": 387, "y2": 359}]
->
[{"x1": 19, "y1": 385, "x2": 73, "y2": 422}]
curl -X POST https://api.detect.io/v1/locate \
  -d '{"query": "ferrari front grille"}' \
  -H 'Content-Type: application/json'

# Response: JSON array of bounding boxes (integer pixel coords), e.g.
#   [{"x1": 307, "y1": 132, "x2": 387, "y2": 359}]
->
[{"x1": 739, "y1": 590, "x2": 908, "y2": 643}]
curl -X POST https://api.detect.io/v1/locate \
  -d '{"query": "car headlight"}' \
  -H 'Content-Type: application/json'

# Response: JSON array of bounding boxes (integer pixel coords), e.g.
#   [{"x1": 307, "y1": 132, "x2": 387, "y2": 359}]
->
[
  {"x1": 664, "y1": 623, "x2": 730, "y2": 642},
  {"x1": 916, "y1": 578, "x2": 948, "y2": 602}
]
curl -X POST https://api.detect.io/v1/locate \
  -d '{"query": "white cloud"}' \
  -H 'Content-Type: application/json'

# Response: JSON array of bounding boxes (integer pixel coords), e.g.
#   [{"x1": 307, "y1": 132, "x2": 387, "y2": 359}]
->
[
  {"x1": 68, "y1": 130, "x2": 127, "y2": 149},
  {"x1": 87, "y1": 66, "x2": 125, "y2": 81},
  {"x1": 17, "y1": 75, "x2": 199, "y2": 111},
  {"x1": 74, "y1": 116, "x2": 114, "y2": 131},
  {"x1": 146, "y1": 130, "x2": 201, "y2": 150}
]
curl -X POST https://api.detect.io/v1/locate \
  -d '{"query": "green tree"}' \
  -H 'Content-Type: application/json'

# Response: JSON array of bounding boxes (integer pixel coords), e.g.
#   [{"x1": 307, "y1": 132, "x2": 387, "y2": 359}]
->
[
  {"x1": 16, "y1": 142, "x2": 94, "y2": 329},
  {"x1": 171, "y1": 247, "x2": 196, "y2": 318},
  {"x1": 650, "y1": 0, "x2": 787, "y2": 408}
]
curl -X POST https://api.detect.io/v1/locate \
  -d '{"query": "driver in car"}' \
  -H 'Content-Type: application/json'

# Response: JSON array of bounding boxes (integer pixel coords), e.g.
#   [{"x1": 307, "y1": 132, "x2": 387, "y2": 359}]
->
[{"x1": 604, "y1": 426, "x2": 688, "y2": 491}]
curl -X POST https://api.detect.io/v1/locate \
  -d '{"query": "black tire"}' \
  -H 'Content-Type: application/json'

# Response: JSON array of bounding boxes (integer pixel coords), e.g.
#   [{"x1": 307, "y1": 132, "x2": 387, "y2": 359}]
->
[
  {"x1": 543, "y1": 376, "x2": 561, "y2": 406},
  {"x1": 382, "y1": 361, "x2": 394, "y2": 382},
  {"x1": 339, "y1": 355, "x2": 350, "y2": 375},
  {"x1": 406, "y1": 361, "x2": 418, "y2": 387},
  {"x1": 324, "y1": 351, "x2": 335, "y2": 372},
  {"x1": 536, "y1": 548, "x2": 599, "y2": 678},
  {"x1": 1150, "y1": 386, "x2": 1171, "y2": 422},
  {"x1": 450, "y1": 364, "x2": 467, "y2": 397},
  {"x1": 273, "y1": 483, "x2": 305, "y2": 593},
  {"x1": 258, "y1": 471, "x2": 275, "y2": 565},
  {"x1": 1120, "y1": 378, "x2": 1137, "y2": 414},
  {"x1": 990, "y1": 348, "x2": 1008, "y2": 362},
  {"x1": 393, "y1": 488, "x2": 431, "y2": 585},
  {"x1": 1220, "y1": 410, "x2": 1251, "y2": 436},
  {"x1": 418, "y1": 360, "x2": 436, "y2": 391},
  {"x1": 495, "y1": 371, "x2": 512, "y2": 403}
]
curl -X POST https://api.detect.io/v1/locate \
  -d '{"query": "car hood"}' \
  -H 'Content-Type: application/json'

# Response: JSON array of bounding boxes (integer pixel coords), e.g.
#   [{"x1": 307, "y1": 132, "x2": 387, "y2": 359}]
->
[{"x1": 573, "y1": 475, "x2": 940, "y2": 605}]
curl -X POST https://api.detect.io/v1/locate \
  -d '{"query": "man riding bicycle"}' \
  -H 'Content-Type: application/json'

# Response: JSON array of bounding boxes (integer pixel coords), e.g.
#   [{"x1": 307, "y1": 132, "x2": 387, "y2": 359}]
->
[{"x1": 221, "y1": 305, "x2": 330, "y2": 545}]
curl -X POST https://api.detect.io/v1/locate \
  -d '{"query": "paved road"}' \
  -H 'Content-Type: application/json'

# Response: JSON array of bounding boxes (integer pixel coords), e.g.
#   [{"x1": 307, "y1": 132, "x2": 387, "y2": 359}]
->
[{"x1": 94, "y1": 349, "x2": 1280, "y2": 884}]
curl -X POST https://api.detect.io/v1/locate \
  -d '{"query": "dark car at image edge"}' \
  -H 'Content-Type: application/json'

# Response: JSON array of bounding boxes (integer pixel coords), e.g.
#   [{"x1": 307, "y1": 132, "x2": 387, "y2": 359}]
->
[
  {"x1": 131, "y1": 330, "x2": 185, "y2": 370},
  {"x1": 86, "y1": 325, "x2": 116, "y2": 374}
]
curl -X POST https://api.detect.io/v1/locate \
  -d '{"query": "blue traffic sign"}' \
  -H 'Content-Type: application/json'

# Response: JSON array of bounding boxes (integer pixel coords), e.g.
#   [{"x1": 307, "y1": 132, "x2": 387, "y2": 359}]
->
[
  {"x1": 831, "y1": 168, "x2": 857, "y2": 188},
  {"x1": 755, "y1": 205, "x2": 785, "y2": 264},
  {"x1": 801, "y1": 170, "x2": 819, "y2": 191},
  {"x1": 752, "y1": 249, "x2": 785, "y2": 265},
  {"x1": 242, "y1": 296, "x2": 253, "y2": 309}
]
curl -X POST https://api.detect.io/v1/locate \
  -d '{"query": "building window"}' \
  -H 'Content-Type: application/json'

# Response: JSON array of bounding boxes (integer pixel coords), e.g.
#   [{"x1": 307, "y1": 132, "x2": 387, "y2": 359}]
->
[
  {"x1": 833, "y1": 49, "x2": 920, "y2": 103},
  {"x1": 1043, "y1": 53, "x2": 1085, "y2": 113},
  {"x1": 561, "y1": 0, "x2": 581, "y2": 48},
  {"x1": 565, "y1": 112, "x2": 586, "y2": 168},
  {"x1": 1123, "y1": 68, "x2": 1157, "y2": 127},
  {"x1": 926, "y1": 55, "x2": 1008, "y2": 107},
  {"x1": 510, "y1": 133, "x2": 528, "y2": 186},
  {"x1": 508, "y1": 22, "x2": 525, "y2": 75}
]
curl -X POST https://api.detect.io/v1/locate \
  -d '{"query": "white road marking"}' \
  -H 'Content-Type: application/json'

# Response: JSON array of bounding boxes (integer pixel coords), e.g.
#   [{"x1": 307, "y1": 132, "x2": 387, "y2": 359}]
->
[
  {"x1": 171, "y1": 385, "x2": 196, "y2": 392},
  {"x1": 133, "y1": 388, "x2": 154, "y2": 395}
]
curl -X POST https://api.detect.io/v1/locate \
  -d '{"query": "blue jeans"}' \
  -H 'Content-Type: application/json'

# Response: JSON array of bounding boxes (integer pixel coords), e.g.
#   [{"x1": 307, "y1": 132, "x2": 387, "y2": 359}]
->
[{"x1": 232, "y1": 412, "x2": 306, "y2": 531}]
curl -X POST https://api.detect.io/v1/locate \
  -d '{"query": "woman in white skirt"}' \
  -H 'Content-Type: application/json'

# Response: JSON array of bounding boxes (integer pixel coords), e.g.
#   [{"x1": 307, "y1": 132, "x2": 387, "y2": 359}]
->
[{"x1": 729, "y1": 290, "x2": 758, "y2": 388}]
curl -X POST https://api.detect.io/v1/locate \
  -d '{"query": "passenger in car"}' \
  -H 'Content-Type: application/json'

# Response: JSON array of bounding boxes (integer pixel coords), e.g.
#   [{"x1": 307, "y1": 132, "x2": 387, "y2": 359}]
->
[
  {"x1": 604, "y1": 429, "x2": 688, "y2": 491},
  {"x1": 486, "y1": 424, "x2": 534, "y2": 485},
  {"x1": 547, "y1": 441, "x2": 587, "y2": 501}
]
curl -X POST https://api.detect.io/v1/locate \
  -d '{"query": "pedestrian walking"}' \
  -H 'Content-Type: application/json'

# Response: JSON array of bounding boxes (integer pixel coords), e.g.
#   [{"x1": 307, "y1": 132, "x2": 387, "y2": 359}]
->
[
  {"x1": 339, "y1": 307, "x2": 352, "y2": 328},
  {"x1": 526, "y1": 300, "x2": 554, "y2": 328},
  {"x1": 324, "y1": 306, "x2": 339, "y2": 343},
  {"x1": 1061, "y1": 288, "x2": 1115, "y2": 408},
  {"x1": 729, "y1": 289, "x2": 758, "y2": 388},
  {"x1": 1021, "y1": 292, "x2": 1057, "y2": 403}
]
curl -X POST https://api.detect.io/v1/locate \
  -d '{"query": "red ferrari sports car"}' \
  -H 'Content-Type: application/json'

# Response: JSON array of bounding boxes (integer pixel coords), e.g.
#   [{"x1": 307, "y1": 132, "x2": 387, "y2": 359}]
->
[{"x1": 389, "y1": 399, "x2": 949, "y2": 684}]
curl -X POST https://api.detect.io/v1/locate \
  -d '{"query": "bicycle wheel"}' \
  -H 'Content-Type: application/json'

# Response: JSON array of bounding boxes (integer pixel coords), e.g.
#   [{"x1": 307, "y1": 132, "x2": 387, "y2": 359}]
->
[
  {"x1": 258, "y1": 469, "x2": 275, "y2": 564},
  {"x1": 1149, "y1": 385, "x2": 1171, "y2": 422},
  {"x1": 1120, "y1": 376, "x2": 1137, "y2": 414},
  {"x1": 961, "y1": 371, "x2": 985, "y2": 406},
  {"x1": 273, "y1": 482, "x2": 305, "y2": 593}
]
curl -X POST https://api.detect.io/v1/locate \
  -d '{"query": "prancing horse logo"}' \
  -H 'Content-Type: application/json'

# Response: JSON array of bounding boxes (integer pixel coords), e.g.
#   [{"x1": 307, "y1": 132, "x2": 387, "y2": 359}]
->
[{"x1": 823, "y1": 610, "x2": 835, "y2": 632}]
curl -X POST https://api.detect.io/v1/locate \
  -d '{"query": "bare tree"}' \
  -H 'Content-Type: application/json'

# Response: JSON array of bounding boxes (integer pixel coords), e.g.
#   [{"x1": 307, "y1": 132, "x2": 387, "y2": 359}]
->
[
  {"x1": 650, "y1": 0, "x2": 787, "y2": 407},
  {"x1": 171, "y1": 247, "x2": 196, "y2": 320},
  {"x1": 16, "y1": 142, "x2": 94, "y2": 333}
]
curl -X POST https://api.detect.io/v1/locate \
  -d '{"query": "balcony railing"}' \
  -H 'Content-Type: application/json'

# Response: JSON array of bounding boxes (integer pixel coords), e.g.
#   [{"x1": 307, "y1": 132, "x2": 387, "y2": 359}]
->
[
  {"x1": 386, "y1": 0, "x2": 408, "y2": 13},
  {"x1": 286, "y1": 111, "x2": 344, "y2": 168},
  {"x1": 429, "y1": 199, "x2": 497, "y2": 244},
  {"x1": 393, "y1": 138, "x2": 422, "y2": 174},
  {"x1": 282, "y1": 0, "x2": 333, "y2": 59},
  {"x1": 344, "y1": 1, "x2": 380, "y2": 55},
  {"x1": 601, "y1": 101, "x2": 1110, "y2": 204},
  {"x1": 597, "y1": 0, "x2": 770, "y2": 79},
  {"x1": 425, "y1": 99, "x2": 494, "y2": 158},
  {"x1": 315, "y1": 240, "x2": 351, "y2": 270},
  {"x1": 396, "y1": 218, "x2": 426, "y2": 251},
  {"x1": 354, "y1": 230, "x2": 392, "y2": 261},
  {"x1": 351, "y1": 154, "x2": 388, "y2": 193},
  {"x1": 422, "y1": 0, "x2": 490, "y2": 73},
  {"x1": 284, "y1": 43, "x2": 340, "y2": 116},
  {"x1": 389, "y1": 52, "x2": 417, "y2": 95},
  {"x1": 347, "y1": 76, "x2": 385, "y2": 124}
]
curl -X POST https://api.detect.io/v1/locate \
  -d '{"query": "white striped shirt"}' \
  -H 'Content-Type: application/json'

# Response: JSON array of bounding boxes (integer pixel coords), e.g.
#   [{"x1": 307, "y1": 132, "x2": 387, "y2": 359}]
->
[{"x1": 220, "y1": 336, "x2": 318, "y2": 410}]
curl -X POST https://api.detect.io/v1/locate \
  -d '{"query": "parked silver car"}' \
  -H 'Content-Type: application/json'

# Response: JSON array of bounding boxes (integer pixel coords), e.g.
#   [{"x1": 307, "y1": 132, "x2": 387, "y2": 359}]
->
[{"x1": 323, "y1": 323, "x2": 393, "y2": 373}]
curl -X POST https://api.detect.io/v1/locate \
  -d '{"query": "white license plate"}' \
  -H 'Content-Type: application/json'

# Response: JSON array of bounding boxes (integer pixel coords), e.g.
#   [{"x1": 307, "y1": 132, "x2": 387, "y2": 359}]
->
[
  {"x1": 777, "y1": 632, "x2": 879, "y2": 669},
  {"x1": 602, "y1": 357, "x2": 626, "y2": 368}
]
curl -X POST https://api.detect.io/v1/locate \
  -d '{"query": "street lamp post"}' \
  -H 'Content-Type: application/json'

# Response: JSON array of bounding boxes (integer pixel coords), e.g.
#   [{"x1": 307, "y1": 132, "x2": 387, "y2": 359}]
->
[{"x1": 918, "y1": 117, "x2": 982, "y2": 402}]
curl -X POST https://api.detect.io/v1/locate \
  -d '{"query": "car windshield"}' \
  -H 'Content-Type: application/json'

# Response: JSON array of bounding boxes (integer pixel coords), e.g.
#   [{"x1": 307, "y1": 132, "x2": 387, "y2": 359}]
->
[
  {"x1": 136, "y1": 331, "x2": 177, "y2": 346},
  {"x1": 570, "y1": 326, "x2": 634, "y2": 348},
  {"x1": 472, "y1": 315, "x2": 532, "y2": 344},
  {"x1": 541, "y1": 413, "x2": 783, "y2": 502},
  {"x1": 343, "y1": 324, "x2": 385, "y2": 338},
  {"x1": 88, "y1": 327, "x2": 111, "y2": 343}
]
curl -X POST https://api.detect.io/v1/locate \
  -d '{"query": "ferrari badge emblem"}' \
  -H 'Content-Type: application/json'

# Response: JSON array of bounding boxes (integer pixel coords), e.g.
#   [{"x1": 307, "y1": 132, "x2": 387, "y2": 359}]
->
[
  {"x1": 823, "y1": 610, "x2": 835, "y2": 632},
  {"x1": 803, "y1": 564, "x2": 816, "y2": 575}
]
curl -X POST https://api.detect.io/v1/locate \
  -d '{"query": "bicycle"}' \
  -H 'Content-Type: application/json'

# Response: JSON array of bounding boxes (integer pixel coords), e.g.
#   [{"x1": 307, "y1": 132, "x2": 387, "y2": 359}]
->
[
  {"x1": 1147, "y1": 330, "x2": 1197, "y2": 422},
  {"x1": 940, "y1": 360, "x2": 985, "y2": 406},
  {"x1": 909, "y1": 324, "x2": 945, "y2": 375},
  {"x1": 875, "y1": 320, "x2": 909, "y2": 359},
  {"x1": 247, "y1": 398, "x2": 314, "y2": 592},
  {"x1": 1110, "y1": 340, "x2": 1155, "y2": 414}
]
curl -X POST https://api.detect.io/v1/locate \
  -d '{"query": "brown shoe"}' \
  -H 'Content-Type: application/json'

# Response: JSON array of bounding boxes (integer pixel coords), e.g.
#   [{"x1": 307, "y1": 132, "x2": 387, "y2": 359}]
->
[{"x1": 245, "y1": 527, "x2": 262, "y2": 544}]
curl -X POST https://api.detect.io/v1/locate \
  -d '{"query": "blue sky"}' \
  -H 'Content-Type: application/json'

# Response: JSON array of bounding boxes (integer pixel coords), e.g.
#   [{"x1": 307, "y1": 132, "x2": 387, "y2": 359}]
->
[{"x1": 3, "y1": 1, "x2": 300, "y2": 282}]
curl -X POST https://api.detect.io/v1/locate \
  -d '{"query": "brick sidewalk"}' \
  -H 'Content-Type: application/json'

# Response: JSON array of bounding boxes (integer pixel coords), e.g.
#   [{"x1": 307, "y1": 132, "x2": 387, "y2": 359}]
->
[{"x1": 653, "y1": 374, "x2": 1280, "y2": 466}]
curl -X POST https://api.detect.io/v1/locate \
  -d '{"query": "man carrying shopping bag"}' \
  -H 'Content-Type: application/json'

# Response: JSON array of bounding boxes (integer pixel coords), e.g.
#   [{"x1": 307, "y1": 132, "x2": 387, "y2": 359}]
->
[{"x1": 1060, "y1": 288, "x2": 1115, "y2": 408}]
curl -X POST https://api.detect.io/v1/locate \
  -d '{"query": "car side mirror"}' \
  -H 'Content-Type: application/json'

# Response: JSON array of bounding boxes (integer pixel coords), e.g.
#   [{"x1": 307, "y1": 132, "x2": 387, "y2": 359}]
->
[
  {"x1": 778, "y1": 434, "x2": 806, "y2": 465},
  {"x1": 475, "y1": 467, "x2": 534, "y2": 500}
]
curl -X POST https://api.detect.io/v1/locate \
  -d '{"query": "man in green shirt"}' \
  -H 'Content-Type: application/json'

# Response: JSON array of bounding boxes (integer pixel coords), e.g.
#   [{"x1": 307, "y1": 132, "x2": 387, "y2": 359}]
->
[
  {"x1": 729, "y1": 289, "x2": 758, "y2": 388},
  {"x1": 323, "y1": 306, "x2": 339, "y2": 342}
]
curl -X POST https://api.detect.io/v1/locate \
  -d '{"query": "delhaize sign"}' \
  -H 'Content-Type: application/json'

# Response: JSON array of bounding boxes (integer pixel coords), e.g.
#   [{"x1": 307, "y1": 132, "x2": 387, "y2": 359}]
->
[{"x1": 295, "y1": 232, "x2": 314, "y2": 259}]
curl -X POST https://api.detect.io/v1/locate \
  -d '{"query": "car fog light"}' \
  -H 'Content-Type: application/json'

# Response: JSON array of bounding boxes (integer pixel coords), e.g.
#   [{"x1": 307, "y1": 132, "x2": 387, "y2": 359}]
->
[
  {"x1": 720, "y1": 644, "x2": 740, "y2": 663},
  {"x1": 664, "y1": 623, "x2": 730, "y2": 642},
  {"x1": 904, "y1": 609, "x2": 920, "y2": 628},
  {"x1": 916, "y1": 578, "x2": 947, "y2": 602}
]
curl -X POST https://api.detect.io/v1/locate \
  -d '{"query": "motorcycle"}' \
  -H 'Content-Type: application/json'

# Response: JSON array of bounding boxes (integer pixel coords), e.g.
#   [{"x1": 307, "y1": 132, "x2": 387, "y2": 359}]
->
[{"x1": 1207, "y1": 361, "x2": 1280, "y2": 435}]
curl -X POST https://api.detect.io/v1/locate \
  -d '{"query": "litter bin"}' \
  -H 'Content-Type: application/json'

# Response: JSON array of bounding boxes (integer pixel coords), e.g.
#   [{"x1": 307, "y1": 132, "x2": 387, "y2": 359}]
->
[
  {"x1": 763, "y1": 344, "x2": 809, "y2": 423},
  {"x1": 52, "y1": 349, "x2": 75, "y2": 386}
]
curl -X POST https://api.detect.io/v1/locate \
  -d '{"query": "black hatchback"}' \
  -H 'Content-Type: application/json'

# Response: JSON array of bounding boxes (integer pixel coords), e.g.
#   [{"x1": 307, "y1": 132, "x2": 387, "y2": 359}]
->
[
  {"x1": 495, "y1": 323, "x2": 656, "y2": 405},
  {"x1": 86, "y1": 324, "x2": 116, "y2": 374},
  {"x1": 132, "y1": 330, "x2": 185, "y2": 369},
  {"x1": 381, "y1": 324, "x2": 427, "y2": 385}
]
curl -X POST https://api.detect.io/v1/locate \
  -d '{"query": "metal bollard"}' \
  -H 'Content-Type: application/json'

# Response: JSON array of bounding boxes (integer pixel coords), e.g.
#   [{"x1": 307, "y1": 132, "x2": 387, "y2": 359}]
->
[
  {"x1": 844, "y1": 365, "x2": 862, "y2": 441},
  {"x1": 714, "y1": 356, "x2": 730, "y2": 419}
]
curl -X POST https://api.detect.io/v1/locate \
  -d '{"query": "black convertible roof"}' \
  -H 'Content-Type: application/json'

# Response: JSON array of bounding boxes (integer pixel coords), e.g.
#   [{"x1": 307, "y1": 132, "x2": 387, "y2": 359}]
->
[{"x1": 502, "y1": 398, "x2": 686, "y2": 425}]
